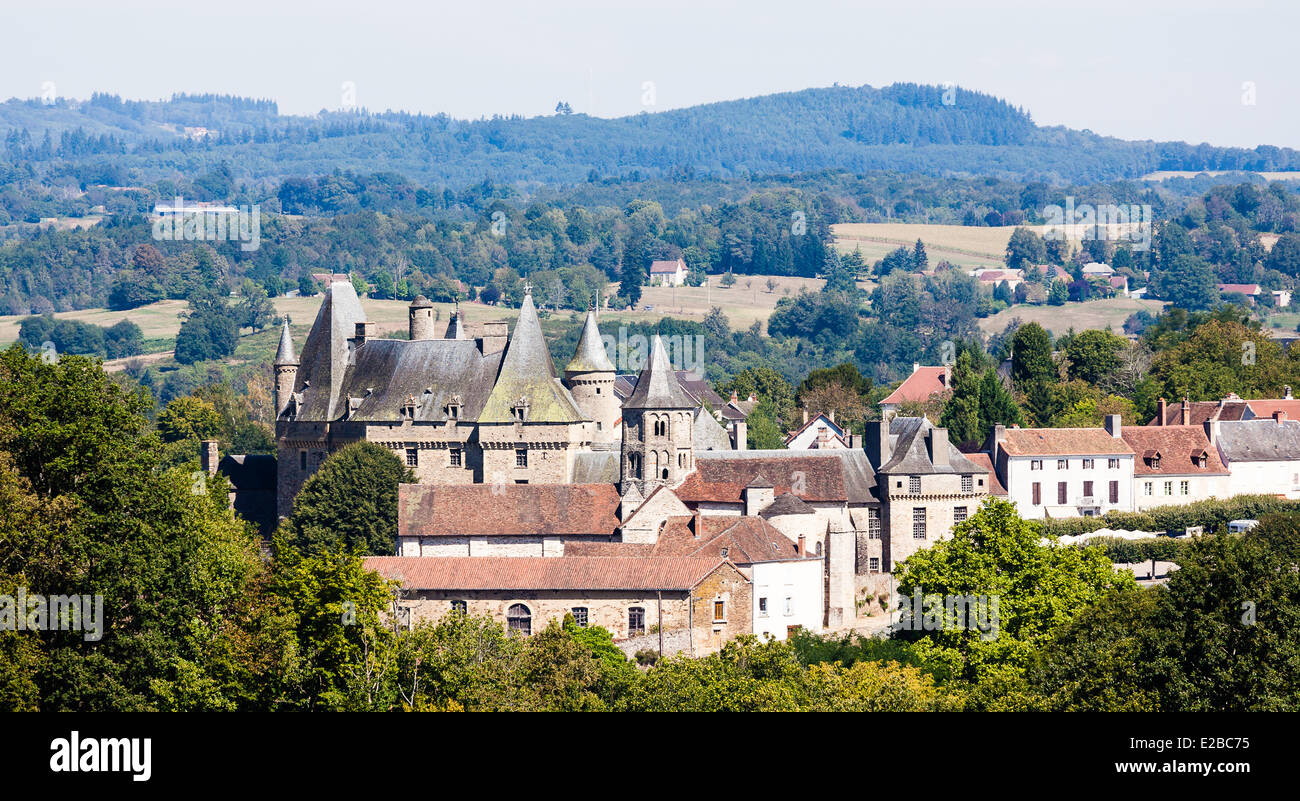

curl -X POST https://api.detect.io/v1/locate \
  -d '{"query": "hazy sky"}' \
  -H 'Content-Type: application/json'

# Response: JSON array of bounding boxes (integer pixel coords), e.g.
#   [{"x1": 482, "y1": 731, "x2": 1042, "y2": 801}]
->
[{"x1": 5, "y1": 0, "x2": 1297, "y2": 148}]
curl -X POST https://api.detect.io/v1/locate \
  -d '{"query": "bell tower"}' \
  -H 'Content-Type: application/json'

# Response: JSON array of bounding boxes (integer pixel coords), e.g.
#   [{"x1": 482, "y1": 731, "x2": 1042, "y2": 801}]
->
[{"x1": 620, "y1": 335, "x2": 696, "y2": 495}]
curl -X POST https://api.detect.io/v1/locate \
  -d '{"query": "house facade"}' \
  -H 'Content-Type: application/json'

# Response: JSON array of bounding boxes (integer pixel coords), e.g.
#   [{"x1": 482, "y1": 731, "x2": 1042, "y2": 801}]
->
[
  {"x1": 1121, "y1": 424, "x2": 1230, "y2": 510},
  {"x1": 649, "y1": 258, "x2": 688, "y2": 286},
  {"x1": 987, "y1": 417, "x2": 1135, "y2": 519}
]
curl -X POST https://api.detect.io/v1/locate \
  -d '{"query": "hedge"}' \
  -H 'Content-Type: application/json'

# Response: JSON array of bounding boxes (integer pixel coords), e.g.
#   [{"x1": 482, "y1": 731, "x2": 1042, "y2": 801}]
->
[{"x1": 1035, "y1": 495, "x2": 1300, "y2": 539}]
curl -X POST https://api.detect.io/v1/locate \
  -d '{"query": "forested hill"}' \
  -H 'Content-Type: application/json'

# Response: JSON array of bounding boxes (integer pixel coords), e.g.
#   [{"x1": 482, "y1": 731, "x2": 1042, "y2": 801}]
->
[{"x1": 4, "y1": 83, "x2": 1300, "y2": 188}]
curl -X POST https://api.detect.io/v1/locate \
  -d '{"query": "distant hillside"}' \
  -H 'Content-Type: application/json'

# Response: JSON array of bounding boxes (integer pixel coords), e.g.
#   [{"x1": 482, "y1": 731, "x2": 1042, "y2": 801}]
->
[{"x1": 5, "y1": 84, "x2": 1300, "y2": 189}]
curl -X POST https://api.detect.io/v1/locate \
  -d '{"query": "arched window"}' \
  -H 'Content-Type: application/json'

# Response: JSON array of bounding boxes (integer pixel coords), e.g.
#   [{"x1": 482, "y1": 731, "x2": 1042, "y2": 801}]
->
[
  {"x1": 651, "y1": 450, "x2": 660, "y2": 476},
  {"x1": 629, "y1": 452, "x2": 641, "y2": 479},
  {"x1": 506, "y1": 603, "x2": 531, "y2": 636},
  {"x1": 661, "y1": 468, "x2": 669, "y2": 480}
]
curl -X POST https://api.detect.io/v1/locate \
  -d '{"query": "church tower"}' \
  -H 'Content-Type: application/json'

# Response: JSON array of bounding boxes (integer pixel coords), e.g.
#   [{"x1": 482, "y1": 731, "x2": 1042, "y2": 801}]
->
[
  {"x1": 620, "y1": 335, "x2": 696, "y2": 495},
  {"x1": 273, "y1": 319, "x2": 298, "y2": 417},
  {"x1": 564, "y1": 304, "x2": 619, "y2": 448}
]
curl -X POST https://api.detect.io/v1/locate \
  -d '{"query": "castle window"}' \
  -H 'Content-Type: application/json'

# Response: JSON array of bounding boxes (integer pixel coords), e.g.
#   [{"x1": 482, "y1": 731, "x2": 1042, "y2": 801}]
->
[
  {"x1": 629, "y1": 452, "x2": 641, "y2": 479},
  {"x1": 912, "y1": 508, "x2": 927, "y2": 539},
  {"x1": 512, "y1": 399, "x2": 529, "y2": 422},
  {"x1": 961, "y1": 474, "x2": 973, "y2": 493},
  {"x1": 596, "y1": 422, "x2": 602, "y2": 431},
  {"x1": 406, "y1": 448, "x2": 418, "y2": 467},
  {"x1": 869, "y1": 557, "x2": 880, "y2": 572},
  {"x1": 678, "y1": 453, "x2": 685, "y2": 468},
  {"x1": 954, "y1": 506, "x2": 968, "y2": 524},
  {"x1": 450, "y1": 600, "x2": 467, "y2": 615},
  {"x1": 868, "y1": 508, "x2": 881, "y2": 539},
  {"x1": 661, "y1": 468, "x2": 669, "y2": 480},
  {"x1": 446, "y1": 403, "x2": 460, "y2": 420},
  {"x1": 515, "y1": 448, "x2": 528, "y2": 468},
  {"x1": 628, "y1": 607, "x2": 646, "y2": 636},
  {"x1": 909, "y1": 475, "x2": 921, "y2": 494},
  {"x1": 449, "y1": 448, "x2": 462, "y2": 467},
  {"x1": 595, "y1": 387, "x2": 601, "y2": 395},
  {"x1": 299, "y1": 450, "x2": 307, "y2": 470},
  {"x1": 571, "y1": 607, "x2": 588, "y2": 627},
  {"x1": 507, "y1": 604, "x2": 531, "y2": 637}
]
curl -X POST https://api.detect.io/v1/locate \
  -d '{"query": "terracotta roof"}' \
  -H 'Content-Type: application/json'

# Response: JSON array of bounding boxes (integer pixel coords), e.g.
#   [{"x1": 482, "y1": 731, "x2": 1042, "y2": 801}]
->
[
  {"x1": 962, "y1": 452, "x2": 1007, "y2": 495},
  {"x1": 651, "y1": 515, "x2": 804, "y2": 564},
  {"x1": 675, "y1": 450, "x2": 876, "y2": 504},
  {"x1": 1121, "y1": 426, "x2": 1229, "y2": 475},
  {"x1": 365, "y1": 555, "x2": 729, "y2": 591},
  {"x1": 998, "y1": 428, "x2": 1134, "y2": 456},
  {"x1": 649, "y1": 259, "x2": 686, "y2": 274},
  {"x1": 397, "y1": 483, "x2": 621, "y2": 537},
  {"x1": 977, "y1": 270, "x2": 1019, "y2": 282},
  {"x1": 880, "y1": 366, "x2": 949, "y2": 405},
  {"x1": 1218, "y1": 283, "x2": 1260, "y2": 295},
  {"x1": 1245, "y1": 400, "x2": 1300, "y2": 420},
  {"x1": 1147, "y1": 399, "x2": 1251, "y2": 426},
  {"x1": 563, "y1": 542, "x2": 656, "y2": 557}
]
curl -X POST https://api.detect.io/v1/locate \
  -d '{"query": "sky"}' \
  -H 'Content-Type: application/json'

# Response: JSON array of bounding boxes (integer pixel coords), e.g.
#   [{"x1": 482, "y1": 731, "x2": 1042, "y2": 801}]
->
[{"x1": 5, "y1": 0, "x2": 1297, "y2": 148}]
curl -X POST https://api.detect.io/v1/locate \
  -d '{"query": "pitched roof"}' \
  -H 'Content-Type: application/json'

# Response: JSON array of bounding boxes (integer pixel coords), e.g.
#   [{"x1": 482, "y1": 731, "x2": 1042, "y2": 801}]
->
[
  {"x1": 572, "y1": 450, "x2": 620, "y2": 484},
  {"x1": 365, "y1": 555, "x2": 731, "y2": 591},
  {"x1": 1244, "y1": 400, "x2": 1300, "y2": 420},
  {"x1": 478, "y1": 290, "x2": 585, "y2": 423},
  {"x1": 962, "y1": 452, "x2": 1007, "y2": 495},
  {"x1": 675, "y1": 450, "x2": 876, "y2": 504},
  {"x1": 783, "y1": 413, "x2": 846, "y2": 446},
  {"x1": 879, "y1": 416, "x2": 987, "y2": 474},
  {"x1": 649, "y1": 259, "x2": 686, "y2": 274},
  {"x1": 622, "y1": 336, "x2": 696, "y2": 409},
  {"x1": 652, "y1": 515, "x2": 804, "y2": 564},
  {"x1": 998, "y1": 428, "x2": 1134, "y2": 456},
  {"x1": 397, "y1": 483, "x2": 622, "y2": 538},
  {"x1": 1121, "y1": 426, "x2": 1229, "y2": 475},
  {"x1": 759, "y1": 491, "x2": 817, "y2": 517},
  {"x1": 293, "y1": 281, "x2": 366, "y2": 421},
  {"x1": 1216, "y1": 419, "x2": 1300, "y2": 462},
  {"x1": 880, "y1": 366, "x2": 949, "y2": 405},
  {"x1": 334, "y1": 338, "x2": 503, "y2": 422},
  {"x1": 693, "y1": 407, "x2": 734, "y2": 451},
  {"x1": 1218, "y1": 283, "x2": 1261, "y2": 295},
  {"x1": 564, "y1": 309, "x2": 615, "y2": 373},
  {"x1": 1147, "y1": 399, "x2": 1251, "y2": 426}
]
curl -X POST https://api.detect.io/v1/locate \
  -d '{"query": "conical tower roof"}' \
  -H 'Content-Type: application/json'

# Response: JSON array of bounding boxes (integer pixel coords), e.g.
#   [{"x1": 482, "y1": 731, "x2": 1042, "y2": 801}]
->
[
  {"x1": 623, "y1": 335, "x2": 696, "y2": 409},
  {"x1": 274, "y1": 319, "x2": 297, "y2": 365},
  {"x1": 565, "y1": 309, "x2": 614, "y2": 373},
  {"x1": 479, "y1": 288, "x2": 585, "y2": 423}
]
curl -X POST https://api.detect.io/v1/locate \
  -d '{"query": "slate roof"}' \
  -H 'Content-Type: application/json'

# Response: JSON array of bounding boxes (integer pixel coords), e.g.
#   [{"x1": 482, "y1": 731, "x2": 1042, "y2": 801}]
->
[
  {"x1": 564, "y1": 309, "x2": 615, "y2": 373},
  {"x1": 572, "y1": 451, "x2": 621, "y2": 484},
  {"x1": 397, "y1": 483, "x2": 622, "y2": 538},
  {"x1": 335, "y1": 338, "x2": 502, "y2": 422},
  {"x1": 676, "y1": 450, "x2": 876, "y2": 504},
  {"x1": 880, "y1": 366, "x2": 949, "y2": 405},
  {"x1": 879, "y1": 416, "x2": 987, "y2": 474},
  {"x1": 998, "y1": 428, "x2": 1134, "y2": 457},
  {"x1": 1121, "y1": 426, "x2": 1229, "y2": 475},
  {"x1": 365, "y1": 555, "x2": 730, "y2": 591},
  {"x1": 478, "y1": 290, "x2": 585, "y2": 423},
  {"x1": 693, "y1": 407, "x2": 734, "y2": 451},
  {"x1": 1216, "y1": 419, "x2": 1300, "y2": 462},
  {"x1": 293, "y1": 281, "x2": 366, "y2": 421},
  {"x1": 759, "y1": 492, "x2": 817, "y2": 517},
  {"x1": 622, "y1": 336, "x2": 696, "y2": 409},
  {"x1": 273, "y1": 320, "x2": 296, "y2": 365}
]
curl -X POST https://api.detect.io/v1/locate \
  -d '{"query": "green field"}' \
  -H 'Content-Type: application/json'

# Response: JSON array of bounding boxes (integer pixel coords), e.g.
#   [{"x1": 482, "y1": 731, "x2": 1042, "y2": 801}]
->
[{"x1": 978, "y1": 297, "x2": 1167, "y2": 337}]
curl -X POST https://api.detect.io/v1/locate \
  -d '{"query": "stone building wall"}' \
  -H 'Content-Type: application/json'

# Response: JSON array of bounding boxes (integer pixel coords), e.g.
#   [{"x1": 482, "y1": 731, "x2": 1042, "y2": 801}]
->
[{"x1": 880, "y1": 471, "x2": 987, "y2": 571}]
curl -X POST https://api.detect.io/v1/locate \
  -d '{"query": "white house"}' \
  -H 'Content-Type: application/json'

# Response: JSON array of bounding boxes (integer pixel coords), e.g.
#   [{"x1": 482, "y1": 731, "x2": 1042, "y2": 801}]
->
[
  {"x1": 987, "y1": 416, "x2": 1135, "y2": 519},
  {"x1": 749, "y1": 557, "x2": 824, "y2": 640},
  {"x1": 1214, "y1": 415, "x2": 1300, "y2": 499},
  {"x1": 1121, "y1": 424, "x2": 1230, "y2": 510},
  {"x1": 784, "y1": 411, "x2": 849, "y2": 449},
  {"x1": 649, "y1": 258, "x2": 688, "y2": 287}
]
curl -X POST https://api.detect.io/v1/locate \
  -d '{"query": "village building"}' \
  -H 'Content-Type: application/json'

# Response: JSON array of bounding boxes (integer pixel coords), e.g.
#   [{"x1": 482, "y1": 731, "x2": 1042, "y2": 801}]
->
[
  {"x1": 1213, "y1": 414, "x2": 1300, "y2": 499},
  {"x1": 986, "y1": 417, "x2": 1135, "y2": 519},
  {"x1": 784, "y1": 411, "x2": 850, "y2": 449},
  {"x1": 1120, "y1": 424, "x2": 1230, "y2": 510},
  {"x1": 878, "y1": 363, "x2": 951, "y2": 420},
  {"x1": 648, "y1": 258, "x2": 688, "y2": 286}
]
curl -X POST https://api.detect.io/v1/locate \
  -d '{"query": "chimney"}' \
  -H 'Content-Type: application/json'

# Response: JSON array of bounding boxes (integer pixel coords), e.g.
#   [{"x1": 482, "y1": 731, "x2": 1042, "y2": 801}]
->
[
  {"x1": 828, "y1": 409, "x2": 835, "y2": 424},
  {"x1": 352, "y1": 321, "x2": 375, "y2": 347},
  {"x1": 1104, "y1": 414, "x2": 1122, "y2": 438},
  {"x1": 692, "y1": 509, "x2": 702, "y2": 539},
  {"x1": 1157, "y1": 397, "x2": 1167, "y2": 426},
  {"x1": 912, "y1": 362, "x2": 920, "y2": 374},
  {"x1": 1180, "y1": 398, "x2": 1190, "y2": 426},
  {"x1": 733, "y1": 420, "x2": 747, "y2": 451},
  {"x1": 848, "y1": 432, "x2": 862, "y2": 450},
  {"x1": 943, "y1": 363, "x2": 952, "y2": 387},
  {"x1": 868, "y1": 419, "x2": 891, "y2": 469},
  {"x1": 478, "y1": 321, "x2": 509, "y2": 355},
  {"x1": 1204, "y1": 419, "x2": 1219, "y2": 446},
  {"x1": 200, "y1": 440, "x2": 219, "y2": 477},
  {"x1": 987, "y1": 423, "x2": 1006, "y2": 457},
  {"x1": 796, "y1": 532, "x2": 806, "y2": 557},
  {"x1": 928, "y1": 427, "x2": 950, "y2": 468},
  {"x1": 1275, "y1": 410, "x2": 1287, "y2": 424},
  {"x1": 817, "y1": 426, "x2": 830, "y2": 446},
  {"x1": 1287, "y1": 385, "x2": 1294, "y2": 400}
]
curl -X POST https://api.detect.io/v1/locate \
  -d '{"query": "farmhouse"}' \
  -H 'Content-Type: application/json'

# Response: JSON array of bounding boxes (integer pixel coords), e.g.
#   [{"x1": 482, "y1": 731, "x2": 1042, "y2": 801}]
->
[{"x1": 648, "y1": 258, "x2": 688, "y2": 286}]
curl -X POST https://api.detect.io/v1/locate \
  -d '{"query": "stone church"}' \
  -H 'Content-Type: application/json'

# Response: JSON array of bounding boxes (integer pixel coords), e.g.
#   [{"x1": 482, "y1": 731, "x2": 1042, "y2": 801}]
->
[{"x1": 273, "y1": 279, "x2": 736, "y2": 517}]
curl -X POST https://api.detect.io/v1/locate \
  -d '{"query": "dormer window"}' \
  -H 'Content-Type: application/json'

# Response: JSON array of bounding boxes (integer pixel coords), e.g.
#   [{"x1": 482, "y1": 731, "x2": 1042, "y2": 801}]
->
[
  {"x1": 445, "y1": 394, "x2": 463, "y2": 420},
  {"x1": 512, "y1": 398, "x2": 529, "y2": 422},
  {"x1": 1193, "y1": 450, "x2": 1208, "y2": 469},
  {"x1": 402, "y1": 395, "x2": 418, "y2": 420},
  {"x1": 1144, "y1": 450, "x2": 1161, "y2": 470}
]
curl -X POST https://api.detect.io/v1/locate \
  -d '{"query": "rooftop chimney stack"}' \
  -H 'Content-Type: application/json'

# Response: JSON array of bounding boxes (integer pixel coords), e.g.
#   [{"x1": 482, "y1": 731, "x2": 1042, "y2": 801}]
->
[
  {"x1": 1287, "y1": 385, "x2": 1294, "y2": 400},
  {"x1": 1180, "y1": 397, "x2": 1190, "y2": 426},
  {"x1": 1104, "y1": 414, "x2": 1122, "y2": 438},
  {"x1": 1157, "y1": 397, "x2": 1167, "y2": 426},
  {"x1": 1275, "y1": 410, "x2": 1287, "y2": 425},
  {"x1": 928, "y1": 427, "x2": 950, "y2": 468}
]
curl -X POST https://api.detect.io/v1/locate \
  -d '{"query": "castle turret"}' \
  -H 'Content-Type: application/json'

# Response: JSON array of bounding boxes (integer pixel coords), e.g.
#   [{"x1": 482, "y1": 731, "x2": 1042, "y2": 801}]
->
[
  {"x1": 564, "y1": 307, "x2": 619, "y2": 447},
  {"x1": 409, "y1": 295, "x2": 435, "y2": 340},
  {"x1": 273, "y1": 319, "x2": 298, "y2": 417},
  {"x1": 620, "y1": 335, "x2": 696, "y2": 495}
]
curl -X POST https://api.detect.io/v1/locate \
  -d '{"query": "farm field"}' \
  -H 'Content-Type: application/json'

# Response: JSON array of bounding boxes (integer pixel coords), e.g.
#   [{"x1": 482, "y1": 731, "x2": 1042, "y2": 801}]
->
[
  {"x1": 628, "y1": 274, "x2": 865, "y2": 330},
  {"x1": 977, "y1": 297, "x2": 1167, "y2": 337}
]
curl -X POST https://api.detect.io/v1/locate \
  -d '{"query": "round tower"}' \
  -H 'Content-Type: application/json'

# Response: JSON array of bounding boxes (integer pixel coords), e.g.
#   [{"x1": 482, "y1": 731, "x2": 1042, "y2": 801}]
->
[
  {"x1": 409, "y1": 295, "x2": 436, "y2": 340},
  {"x1": 564, "y1": 308, "x2": 619, "y2": 447},
  {"x1": 273, "y1": 319, "x2": 298, "y2": 417}
]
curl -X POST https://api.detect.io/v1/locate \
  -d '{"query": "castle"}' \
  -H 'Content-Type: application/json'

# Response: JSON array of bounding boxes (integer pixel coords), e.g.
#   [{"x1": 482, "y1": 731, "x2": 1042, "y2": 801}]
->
[{"x1": 273, "y1": 280, "x2": 738, "y2": 517}]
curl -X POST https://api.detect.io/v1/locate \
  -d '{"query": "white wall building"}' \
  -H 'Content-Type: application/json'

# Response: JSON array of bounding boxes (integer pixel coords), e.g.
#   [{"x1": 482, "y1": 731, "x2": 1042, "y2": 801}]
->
[
  {"x1": 1215, "y1": 416, "x2": 1300, "y2": 499},
  {"x1": 749, "y1": 558, "x2": 824, "y2": 640},
  {"x1": 1122, "y1": 424, "x2": 1230, "y2": 510},
  {"x1": 649, "y1": 258, "x2": 688, "y2": 287},
  {"x1": 988, "y1": 416, "x2": 1135, "y2": 519}
]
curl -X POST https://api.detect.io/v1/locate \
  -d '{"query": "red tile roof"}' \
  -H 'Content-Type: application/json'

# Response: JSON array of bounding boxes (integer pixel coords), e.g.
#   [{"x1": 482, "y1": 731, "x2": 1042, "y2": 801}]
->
[
  {"x1": 674, "y1": 454, "x2": 850, "y2": 503},
  {"x1": 880, "y1": 366, "x2": 949, "y2": 405},
  {"x1": 1245, "y1": 400, "x2": 1300, "y2": 420},
  {"x1": 397, "y1": 483, "x2": 622, "y2": 538},
  {"x1": 364, "y1": 555, "x2": 729, "y2": 591},
  {"x1": 962, "y1": 452, "x2": 1007, "y2": 495},
  {"x1": 1121, "y1": 426, "x2": 1229, "y2": 475},
  {"x1": 1218, "y1": 283, "x2": 1261, "y2": 295},
  {"x1": 998, "y1": 428, "x2": 1134, "y2": 456},
  {"x1": 649, "y1": 259, "x2": 686, "y2": 274},
  {"x1": 651, "y1": 515, "x2": 804, "y2": 564},
  {"x1": 1148, "y1": 399, "x2": 1252, "y2": 426}
]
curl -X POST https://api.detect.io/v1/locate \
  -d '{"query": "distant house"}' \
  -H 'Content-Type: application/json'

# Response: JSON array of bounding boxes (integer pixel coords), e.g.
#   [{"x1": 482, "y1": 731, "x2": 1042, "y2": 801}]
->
[
  {"x1": 879, "y1": 364, "x2": 951, "y2": 420},
  {"x1": 1218, "y1": 283, "x2": 1262, "y2": 304},
  {"x1": 649, "y1": 258, "x2": 688, "y2": 287},
  {"x1": 1109, "y1": 275, "x2": 1129, "y2": 297},
  {"x1": 1082, "y1": 262, "x2": 1114, "y2": 277},
  {"x1": 784, "y1": 411, "x2": 851, "y2": 450},
  {"x1": 973, "y1": 269, "x2": 1023, "y2": 290},
  {"x1": 1274, "y1": 289, "x2": 1293, "y2": 308}
]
